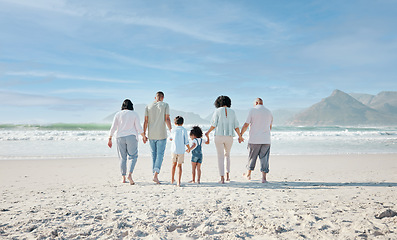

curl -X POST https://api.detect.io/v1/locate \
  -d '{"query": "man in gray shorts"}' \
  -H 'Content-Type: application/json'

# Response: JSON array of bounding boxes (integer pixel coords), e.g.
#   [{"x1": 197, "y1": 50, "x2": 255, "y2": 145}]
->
[{"x1": 241, "y1": 98, "x2": 273, "y2": 183}]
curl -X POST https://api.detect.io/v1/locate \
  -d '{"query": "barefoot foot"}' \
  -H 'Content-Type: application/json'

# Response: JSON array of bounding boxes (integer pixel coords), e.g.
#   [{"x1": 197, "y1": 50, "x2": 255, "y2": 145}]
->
[
  {"x1": 122, "y1": 176, "x2": 127, "y2": 183},
  {"x1": 243, "y1": 173, "x2": 251, "y2": 180},
  {"x1": 153, "y1": 177, "x2": 161, "y2": 184},
  {"x1": 127, "y1": 176, "x2": 135, "y2": 185}
]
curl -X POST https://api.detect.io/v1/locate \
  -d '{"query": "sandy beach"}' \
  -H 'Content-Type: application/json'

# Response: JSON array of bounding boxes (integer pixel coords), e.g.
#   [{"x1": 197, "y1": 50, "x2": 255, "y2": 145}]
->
[{"x1": 1, "y1": 154, "x2": 396, "y2": 239}]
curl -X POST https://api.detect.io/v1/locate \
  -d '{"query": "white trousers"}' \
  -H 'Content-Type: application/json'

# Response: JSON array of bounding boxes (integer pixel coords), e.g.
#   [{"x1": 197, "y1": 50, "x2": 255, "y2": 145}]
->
[{"x1": 214, "y1": 135, "x2": 234, "y2": 176}]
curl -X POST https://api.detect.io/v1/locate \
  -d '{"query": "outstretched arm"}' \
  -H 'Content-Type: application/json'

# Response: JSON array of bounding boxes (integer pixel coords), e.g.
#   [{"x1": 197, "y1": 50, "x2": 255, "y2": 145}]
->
[
  {"x1": 235, "y1": 127, "x2": 244, "y2": 143},
  {"x1": 240, "y1": 123, "x2": 249, "y2": 136}
]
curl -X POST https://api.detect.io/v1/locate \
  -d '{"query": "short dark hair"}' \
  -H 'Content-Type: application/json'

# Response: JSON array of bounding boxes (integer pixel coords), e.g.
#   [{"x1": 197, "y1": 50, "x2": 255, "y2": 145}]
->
[
  {"x1": 121, "y1": 99, "x2": 134, "y2": 110},
  {"x1": 156, "y1": 91, "x2": 164, "y2": 98},
  {"x1": 214, "y1": 95, "x2": 231, "y2": 108},
  {"x1": 174, "y1": 116, "x2": 184, "y2": 125},
  {"x1": 190, "y1": 126, "x2": 203, "y2": 138}
]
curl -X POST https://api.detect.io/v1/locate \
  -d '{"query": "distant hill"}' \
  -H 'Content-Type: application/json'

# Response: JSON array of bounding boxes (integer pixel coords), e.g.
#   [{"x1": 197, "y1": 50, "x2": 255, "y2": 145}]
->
[
  {"x1": 289, "y1": 90, "x2": 397, "y2": 126},
  {"x1": 351, "y1": 91, "x2": 397, "y2": 116},
  {"x1": 104, "y1": 104, "x2": 209, "y2": 125}
]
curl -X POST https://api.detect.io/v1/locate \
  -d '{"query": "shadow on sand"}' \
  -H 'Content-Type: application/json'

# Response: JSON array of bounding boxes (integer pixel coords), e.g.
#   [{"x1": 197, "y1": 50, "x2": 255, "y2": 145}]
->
[
  {"x1": 183, "y1": 180, "x2": 397, "y2": 190},
  {"x1": 131, "y1": 180, "x2": 397, "y2": 190}
]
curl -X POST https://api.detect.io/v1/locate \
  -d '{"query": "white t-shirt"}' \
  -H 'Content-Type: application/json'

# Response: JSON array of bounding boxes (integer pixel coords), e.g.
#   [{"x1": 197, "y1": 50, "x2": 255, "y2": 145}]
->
[
  {"x1": 190, "y1": 138, "x2": 203, "y2": 151},
  {"x1": 109, "y1": 110, "x2": 143, "y2": 139},
  {"x1": 245, "y1": 105, "x2": 273, "y2": 144}
]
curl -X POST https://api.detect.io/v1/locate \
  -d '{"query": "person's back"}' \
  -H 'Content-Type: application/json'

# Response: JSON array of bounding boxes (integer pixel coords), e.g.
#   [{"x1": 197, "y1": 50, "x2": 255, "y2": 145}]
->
[
  {"x1": 247, "y1": 105, "x2": 273, "y2": 144},
  {"x1": 241, "y1": 98, "x2": 273, "y2": 183},
  {"x1": 145, "y1": 101, "x2": 169, "y2": 140},
  {"x1": 143, "y1": 91, "x2": 172, "y2": 184},
  {"x1": 112, "y1": 110, "x2": 142, "y2": 138},
  {"x1": 170, "y1": 126, "x2": 189, "y2": 155},
  {"x1": 212, "y1": 107, "x2": 239, "y2": 136}
]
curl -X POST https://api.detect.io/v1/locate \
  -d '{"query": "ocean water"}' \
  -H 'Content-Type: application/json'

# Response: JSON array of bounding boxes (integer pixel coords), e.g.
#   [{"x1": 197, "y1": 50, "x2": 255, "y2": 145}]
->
[{"x1": 0, "y1": 124, "x2": 396, "y2": 160}]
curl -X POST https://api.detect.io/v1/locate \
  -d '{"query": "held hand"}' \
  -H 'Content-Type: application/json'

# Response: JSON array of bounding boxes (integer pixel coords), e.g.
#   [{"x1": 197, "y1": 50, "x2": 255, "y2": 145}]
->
[
  {"x1": 238, "y1": 136, "x2": 244, "y2": 143},
  {"x1": 108, "y1": 139, "x2": 112, "y2": 148},
  {"x1": 142, "y1": 136, "x2": 147, "y2": 144},
  {"x1": 205, "y1": 132, "x2": 210, "y2": 144}
]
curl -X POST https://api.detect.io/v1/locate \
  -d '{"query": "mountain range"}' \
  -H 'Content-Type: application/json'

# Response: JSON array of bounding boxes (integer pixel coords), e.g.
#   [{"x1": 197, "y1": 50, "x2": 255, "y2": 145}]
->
[
  {"x1": 104, "y1": 90, "x2": 397, "y2": 126},
  {"x1": 288, "y1": 90, "x2": 397, "y2": 126}
]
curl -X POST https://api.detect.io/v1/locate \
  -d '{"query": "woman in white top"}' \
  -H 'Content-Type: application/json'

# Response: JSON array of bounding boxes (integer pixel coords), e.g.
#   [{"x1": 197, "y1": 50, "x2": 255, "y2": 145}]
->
[
  {"x1": 205, "y1": 96, "x2": 244, "y2": 184},
  {"x1": 108, "y1": 99, "x2": 147, "y2": 185}
]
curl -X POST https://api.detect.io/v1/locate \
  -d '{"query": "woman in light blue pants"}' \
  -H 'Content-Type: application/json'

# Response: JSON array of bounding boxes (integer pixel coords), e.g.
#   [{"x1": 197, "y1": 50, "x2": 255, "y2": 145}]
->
[{"x1": 108, "y1": 99, "x2": 147, "y2": 184}]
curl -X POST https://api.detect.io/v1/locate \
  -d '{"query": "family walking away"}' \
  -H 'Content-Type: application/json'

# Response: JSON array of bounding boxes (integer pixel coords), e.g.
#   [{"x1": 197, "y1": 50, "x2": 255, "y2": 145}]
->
[{"x1": 108, "y1": 93, "x2": 273, "y2": 186}]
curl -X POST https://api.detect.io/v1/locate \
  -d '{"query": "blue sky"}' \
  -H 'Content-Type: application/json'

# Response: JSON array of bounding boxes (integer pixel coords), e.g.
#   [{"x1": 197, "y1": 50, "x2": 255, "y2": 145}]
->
[{"x1": 0, "y1": 0, "x2": 396, "y2": 123}]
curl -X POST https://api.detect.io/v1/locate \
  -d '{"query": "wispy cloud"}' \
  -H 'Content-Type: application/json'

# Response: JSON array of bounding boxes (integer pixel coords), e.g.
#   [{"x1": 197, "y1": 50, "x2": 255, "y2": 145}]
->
[
  {"x1": 98, "y1": 50, "x2": 197, "y2": 73},
  {"x1": 0, "y1": 90, "x2": 116, "y2": 108},
  {"x1": 1, "y1": 0, "x2": 281, "y2": 46},
  {"x1": 5, "y1": 71, "x2": 138, "y2": 84},
  {"x1": 0, "y1": 90, "x2": 68, "y2": 106}
]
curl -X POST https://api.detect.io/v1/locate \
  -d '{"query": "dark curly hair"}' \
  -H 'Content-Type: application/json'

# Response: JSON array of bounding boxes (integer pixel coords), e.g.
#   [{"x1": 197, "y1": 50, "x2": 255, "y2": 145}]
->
[
  {"x1": 214, "y1": 95, "x2": 231, "y2": 108},
  {"x1": 174, "y1": 116, "x2": 184, "y2": 125},
  {"x1": 190, "y1": 126, "x2": 203, "y2": 138},
  {"x1": 121, "y1": 99, "x2": 134, "y2": 110}
]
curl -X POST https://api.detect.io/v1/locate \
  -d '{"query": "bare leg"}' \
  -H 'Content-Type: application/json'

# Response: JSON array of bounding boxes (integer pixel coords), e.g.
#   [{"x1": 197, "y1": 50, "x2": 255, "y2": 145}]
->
[
  {"x1": 219, "y1": 176, "x2": 225, "y2": 184},
  {"x1": 262, "y1": 172, "x2": 267, "y2": 183},
  {"x1": 153, "y1": 172, "x2": 161, "y2": 184},
  {"x1": 226, "y1": 172, "x2": 230, "y2": 182},
  {"x1": 121, "y1": 175, "x2": 127, "y2": 183},
  {"x1": 243, "y1": 170, "x2": 252, "y2": 180},
  {"x1": 189, "y1": 162, "x2": 197, "y2": 183},
  {"x1": 171, "y1": 162, "x2": 177, "y2": 184},
  {"x1": 197, "y1": 163, "x2": 201, "y2": 184},
  {"x1": 177, "y1": 164, "x2": 182, "y2": 187},
  {"x1": 127, "y1": 173, "x2": 135, "y2": 185}
]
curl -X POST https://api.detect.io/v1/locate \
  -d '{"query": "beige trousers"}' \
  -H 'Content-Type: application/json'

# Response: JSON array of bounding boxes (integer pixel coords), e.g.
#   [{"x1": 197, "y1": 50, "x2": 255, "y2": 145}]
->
[{"x1": 214, "y1": 135, "x2": 234, "y2": 176}]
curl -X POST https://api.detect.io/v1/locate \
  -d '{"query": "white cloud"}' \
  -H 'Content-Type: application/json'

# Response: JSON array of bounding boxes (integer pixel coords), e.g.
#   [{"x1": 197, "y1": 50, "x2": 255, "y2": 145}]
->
[
  {"x1": 0, "y1": 0, "x2": 281, "y2": 45},
  {"x1": 98, "y1": 50, "x2": 196, "y2": 73},
  {"x1": 0, "y1": 90, "x2": 64, "y2": 106},
  {"x1": 5, "y1": 71, "x2": 138, "y2": 84},
  {"x1": 0, "y1": 90, "x2": 116, "y2": 108}
]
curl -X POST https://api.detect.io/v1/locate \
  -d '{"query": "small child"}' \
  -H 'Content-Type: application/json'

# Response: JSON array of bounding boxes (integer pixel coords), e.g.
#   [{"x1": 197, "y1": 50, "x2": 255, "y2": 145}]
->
[
  {"x1": 187, "y1": 126, "x2": 204, "y2": 184},
  {"x1": 169, "y1": 116, "x2": 190, "y2": 187}
]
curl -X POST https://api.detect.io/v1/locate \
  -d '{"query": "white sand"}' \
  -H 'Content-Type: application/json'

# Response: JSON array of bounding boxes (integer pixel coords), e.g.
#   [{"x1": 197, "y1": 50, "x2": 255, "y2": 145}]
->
[{"x1": 1, "y1": 154, "x2": 396, "y2": 239}]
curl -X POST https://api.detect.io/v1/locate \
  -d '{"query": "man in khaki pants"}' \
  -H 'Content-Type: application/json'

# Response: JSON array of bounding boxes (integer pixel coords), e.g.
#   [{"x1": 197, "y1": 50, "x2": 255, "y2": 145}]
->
[{"x1": 241, "y1": 98, "x2": 273, "y2": 183}]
